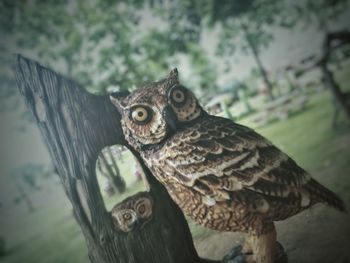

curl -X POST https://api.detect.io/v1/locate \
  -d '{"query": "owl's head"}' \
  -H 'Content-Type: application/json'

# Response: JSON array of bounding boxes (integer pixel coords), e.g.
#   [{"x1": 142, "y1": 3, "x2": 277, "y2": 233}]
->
[
  {"x1": 110, "y1": 69, "x2": 205, "y2": 150},
  {"x1": 111, "y1": 192, "x2": 153, "y2": 233}
]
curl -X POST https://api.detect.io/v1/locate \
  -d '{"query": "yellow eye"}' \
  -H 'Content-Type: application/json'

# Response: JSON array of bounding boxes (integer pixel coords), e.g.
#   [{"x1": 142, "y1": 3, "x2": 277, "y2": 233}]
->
[{"x1": 131, "y1": 106, "x2": 151, "y2": 124}]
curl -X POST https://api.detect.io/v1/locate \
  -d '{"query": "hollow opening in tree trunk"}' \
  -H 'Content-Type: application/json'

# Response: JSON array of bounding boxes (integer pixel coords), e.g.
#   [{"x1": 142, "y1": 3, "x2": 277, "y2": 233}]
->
[{"x1": 96, "y1": 146, "x2": 148, "y2": 211}]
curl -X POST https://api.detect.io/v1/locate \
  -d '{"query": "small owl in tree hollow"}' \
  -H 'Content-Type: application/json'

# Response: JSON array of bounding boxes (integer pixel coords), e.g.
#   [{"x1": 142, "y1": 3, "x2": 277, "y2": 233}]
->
[
  {"x1": 110, "y1": 69, "x2": 345, "y2": 263},
  {"x1": 111, "y1": 192, "x2": 153, "y2": 233}
]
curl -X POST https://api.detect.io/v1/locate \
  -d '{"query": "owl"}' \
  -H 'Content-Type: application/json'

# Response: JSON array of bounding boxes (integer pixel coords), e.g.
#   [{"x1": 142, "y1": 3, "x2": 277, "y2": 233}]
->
[
  {"x1": 111, "y1": 192, "x2": 153, "y2": 233},
  {"x1": 110, "y1": 69, "x2": 345, "y2": 263}
]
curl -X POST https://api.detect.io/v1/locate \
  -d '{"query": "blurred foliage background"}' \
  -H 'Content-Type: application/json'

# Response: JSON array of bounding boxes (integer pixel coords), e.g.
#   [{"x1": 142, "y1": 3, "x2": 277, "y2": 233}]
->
[{"x1": 0, "y1": 0, "x2": 350, "y2": 262}]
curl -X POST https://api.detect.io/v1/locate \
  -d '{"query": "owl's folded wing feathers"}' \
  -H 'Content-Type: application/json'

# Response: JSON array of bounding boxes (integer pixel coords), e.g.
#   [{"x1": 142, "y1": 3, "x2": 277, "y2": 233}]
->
[{"x1": 160, "y1": 116, "x2": 313, "y2": 208}]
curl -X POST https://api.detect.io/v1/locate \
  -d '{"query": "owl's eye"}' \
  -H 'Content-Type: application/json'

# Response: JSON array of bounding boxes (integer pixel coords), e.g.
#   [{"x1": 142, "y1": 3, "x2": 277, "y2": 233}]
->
[
  {"x1": 138, "y1": 204, "x2": 145, "y2": 214},
  {"x1": 170, "y1": 86, "x2": 187, "y2": 107},
  {"x1": 131, "y1": 106, "x2": 152, "y2": 124},
  {"x1": 123, "y1": 213, "x2": 132, "y2": 220}
]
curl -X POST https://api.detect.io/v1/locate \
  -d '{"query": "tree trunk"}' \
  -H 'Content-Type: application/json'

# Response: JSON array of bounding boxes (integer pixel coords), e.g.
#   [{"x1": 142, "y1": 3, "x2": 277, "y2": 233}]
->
[
  {"x1": 106, "y1": 147, "x2": 126, "y2": 193},
  {"x1": 241, "y1": 24, "x2": 275, "y2": 100},
  {"x1": 315, "y1": 14, "x2": 344, "y2": 70},
  {"x1": 15, "y1": 55, "x2": 217, "y2": 263},
  {"x1": 98, "y1": 149, "x2": 126, "y2": 194},
  {"x1": 320, "y1": 31, "x2": 350, "y2": 123}
]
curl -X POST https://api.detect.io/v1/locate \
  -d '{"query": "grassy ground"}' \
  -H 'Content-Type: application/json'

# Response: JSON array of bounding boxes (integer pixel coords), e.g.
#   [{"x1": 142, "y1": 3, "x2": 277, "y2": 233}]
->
[{"x1": 1, "y1": 68, "x2": 349, "y2": 262}]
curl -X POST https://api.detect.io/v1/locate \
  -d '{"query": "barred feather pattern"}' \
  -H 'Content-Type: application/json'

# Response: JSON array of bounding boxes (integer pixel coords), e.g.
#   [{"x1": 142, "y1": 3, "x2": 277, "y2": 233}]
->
[{"x1": 142, "y1": 115, "x2": 344, "y2": 235}]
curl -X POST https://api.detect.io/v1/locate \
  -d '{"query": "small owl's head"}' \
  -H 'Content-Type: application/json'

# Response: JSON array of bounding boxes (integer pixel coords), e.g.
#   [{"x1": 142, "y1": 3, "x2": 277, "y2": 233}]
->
[
  {"x1": 111, "y1": 208, "x2": 138, "y2": 233},
  {"x1": 110, "y1": 69, "x2": 204, "y2": 149},
  {"x1": 111, "y1": 192, "x2": 153, "y2": 233}
]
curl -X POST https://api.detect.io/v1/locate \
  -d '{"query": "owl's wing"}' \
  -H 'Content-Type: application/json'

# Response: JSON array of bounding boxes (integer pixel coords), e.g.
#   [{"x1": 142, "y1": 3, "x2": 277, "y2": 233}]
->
[{"x1": 159, "y1": 116, "x2": 311, "y2": 207}]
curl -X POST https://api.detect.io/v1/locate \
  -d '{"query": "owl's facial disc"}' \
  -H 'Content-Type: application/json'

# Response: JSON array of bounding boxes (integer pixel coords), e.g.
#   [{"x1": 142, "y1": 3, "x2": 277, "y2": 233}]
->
[
  {"x1": 168, "y1": 84, "x2": 202, "y2": 123},
  {"x1": 121, "y1": 101, "x2": 168, "y2": 147},
  {"x1": 112, "y1": 209, "x2": 139, "y2": 232},
  {"x1": 169, "y1": 85, "x2": 187, "y2": 107}
]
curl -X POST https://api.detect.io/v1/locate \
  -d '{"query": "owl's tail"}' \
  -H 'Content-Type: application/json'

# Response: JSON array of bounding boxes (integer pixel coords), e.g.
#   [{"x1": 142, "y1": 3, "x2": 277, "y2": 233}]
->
[{"x1": 304, "y1": 179, "x2": 346, "y2": 212}]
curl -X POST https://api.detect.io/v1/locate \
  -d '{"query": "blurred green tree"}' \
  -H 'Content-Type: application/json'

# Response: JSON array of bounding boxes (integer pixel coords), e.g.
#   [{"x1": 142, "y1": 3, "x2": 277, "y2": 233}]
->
[
  {"x1": 155, "y1": 0, "x2": 282, "y2": 100},
  {"x1": 210, "y1": 0, "x2": 282, "y2": 100},
  {"x1": 0, "y1": 0, "x2": 219, "y2": 107},
  {"x1": 1, "y1": 0, "x2": 150, "y2": 193},
  {"x1": 97, "y1": 147, "x2": 126, "y2": 194},
  {"x1": 287, "y1": 0, "x2": 349, "y2": 69},
  {"x1": 187, "y1": 43, "x2": 218, "y2": 96},
  {"x1": 289, "y1": 0, "x2": 349, "y2": 33},
  {"x1": 1, "y1": 0, "x2": 216, "y2": 195},
  {"x1": 0, "y1": 0, "x2": 171, "y2": 94},
  {"x1": 147, "y1": 0, "x2": 218, "y2": 96}
]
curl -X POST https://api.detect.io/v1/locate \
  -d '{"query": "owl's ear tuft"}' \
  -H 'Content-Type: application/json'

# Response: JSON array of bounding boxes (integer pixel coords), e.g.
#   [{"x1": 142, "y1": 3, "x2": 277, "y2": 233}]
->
[
  {"x1": 167, "y1": 68, "x2": 178, "y2": 79},
  {"x1": 110, "y1": 90, "x2": 130, "y2": 112}
]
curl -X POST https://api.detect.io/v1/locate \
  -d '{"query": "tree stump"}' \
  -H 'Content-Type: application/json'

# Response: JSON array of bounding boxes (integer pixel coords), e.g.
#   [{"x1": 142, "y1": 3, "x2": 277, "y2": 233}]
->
[{"x1": 14, "y1": 55, "x2": 208, "y2": 263}]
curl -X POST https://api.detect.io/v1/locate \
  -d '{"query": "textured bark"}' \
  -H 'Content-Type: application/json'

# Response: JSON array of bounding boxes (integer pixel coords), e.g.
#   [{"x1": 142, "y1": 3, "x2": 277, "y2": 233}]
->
[{"x1": 14, "y1": 55, "x2": 213, "y2": 263}]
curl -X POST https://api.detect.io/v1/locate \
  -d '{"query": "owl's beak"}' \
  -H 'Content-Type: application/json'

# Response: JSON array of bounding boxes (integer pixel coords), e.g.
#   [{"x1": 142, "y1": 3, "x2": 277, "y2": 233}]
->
[{"x1": 163, "y1": 106, "x2": 179, "y2": 131}]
